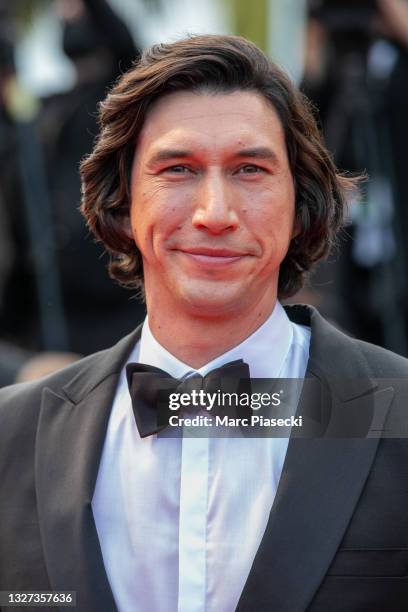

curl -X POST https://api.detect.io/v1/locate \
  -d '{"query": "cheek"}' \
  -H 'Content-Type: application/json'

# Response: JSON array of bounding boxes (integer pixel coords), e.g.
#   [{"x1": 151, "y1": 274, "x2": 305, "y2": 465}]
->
[
  {"x1": 246, "y1": 196, "x2": 295, "y2": 235},
  {"x1": 242, "y1": 187, "x2": 295, "y2": 260},
  {"x1": 130, "y1": 186, "x2": 191, "y2": 248}
]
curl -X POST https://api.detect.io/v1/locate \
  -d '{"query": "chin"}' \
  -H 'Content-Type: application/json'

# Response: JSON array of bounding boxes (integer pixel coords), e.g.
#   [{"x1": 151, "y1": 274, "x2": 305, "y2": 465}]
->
[{"x1": 177, "y1": 282, "x2": 250, "y2": 318}]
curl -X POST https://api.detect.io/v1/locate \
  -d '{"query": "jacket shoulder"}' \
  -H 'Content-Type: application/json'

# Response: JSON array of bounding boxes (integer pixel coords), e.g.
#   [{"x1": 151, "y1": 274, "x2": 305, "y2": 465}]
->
[
  {"x1": 286, "y1": 303, "x2": 408, "y2": 379},
  {"x1": 0, "y1": 348, "x2": 106, "y2": 399},
  {"x1": 0, "y1": 326, "x2": 140, "y2": 431},
  {"x1": 352, "y1": 337, "x2": 408, "y2": 378},
  {"x1": 0, "y1": 347, "x2": 113, "y2": 428}
]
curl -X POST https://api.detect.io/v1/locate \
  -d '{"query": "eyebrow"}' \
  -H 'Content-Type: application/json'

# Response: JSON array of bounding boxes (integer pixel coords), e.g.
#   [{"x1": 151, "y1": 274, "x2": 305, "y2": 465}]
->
[
  {"x1": 148, "y1": 149, "x2": 192, "y2": 164},
  {"x1": 148, "y1": 146, "x2": 280, "y2": 165},
  {"x1": 234, "y1": 147, "x2": 280, "y2": 164}
]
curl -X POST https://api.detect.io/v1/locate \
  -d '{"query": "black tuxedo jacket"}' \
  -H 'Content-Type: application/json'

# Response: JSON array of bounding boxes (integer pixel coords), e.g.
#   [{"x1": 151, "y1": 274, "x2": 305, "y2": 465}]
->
[{"x1": 1, "y1": 305, "x2": 408, "y2": 612}]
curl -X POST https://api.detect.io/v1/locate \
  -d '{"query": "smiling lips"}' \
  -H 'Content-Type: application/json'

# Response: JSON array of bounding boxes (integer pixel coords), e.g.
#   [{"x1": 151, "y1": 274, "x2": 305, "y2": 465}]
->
[{"x1": 177, "y1": 247, "x2": 249, "y2": 266}]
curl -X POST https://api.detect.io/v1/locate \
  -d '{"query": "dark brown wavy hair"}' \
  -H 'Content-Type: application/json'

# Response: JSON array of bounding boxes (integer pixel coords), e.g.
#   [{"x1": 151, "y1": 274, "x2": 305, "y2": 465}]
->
[{"x1": 80, "y1": 34, "x2": 356, "y2": 299}]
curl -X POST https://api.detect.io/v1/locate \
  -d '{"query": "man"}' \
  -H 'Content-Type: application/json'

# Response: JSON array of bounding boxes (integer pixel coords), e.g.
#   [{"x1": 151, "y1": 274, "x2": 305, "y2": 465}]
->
[{"x1": 1, "y1": 34, "x2": 408, "y2": 612}]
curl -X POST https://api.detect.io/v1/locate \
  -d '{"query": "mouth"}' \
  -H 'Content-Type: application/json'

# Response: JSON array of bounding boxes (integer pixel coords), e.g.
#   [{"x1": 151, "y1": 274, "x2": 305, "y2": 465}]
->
[{"x1": 176, "y1": 247, "x2": 249, "y2": 267}]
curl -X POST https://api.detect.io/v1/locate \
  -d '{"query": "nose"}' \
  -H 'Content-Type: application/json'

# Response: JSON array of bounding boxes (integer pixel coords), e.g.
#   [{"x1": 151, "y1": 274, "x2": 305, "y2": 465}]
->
[{"x1": 192, "y1": 171, "x2": 239, "y2": 234}]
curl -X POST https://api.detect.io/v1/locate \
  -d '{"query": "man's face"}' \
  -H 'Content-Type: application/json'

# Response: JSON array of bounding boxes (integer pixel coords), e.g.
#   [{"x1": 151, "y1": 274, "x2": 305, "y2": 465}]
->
[{"x1": 129, "y1": 90, "x2": 296, "y2": 317}]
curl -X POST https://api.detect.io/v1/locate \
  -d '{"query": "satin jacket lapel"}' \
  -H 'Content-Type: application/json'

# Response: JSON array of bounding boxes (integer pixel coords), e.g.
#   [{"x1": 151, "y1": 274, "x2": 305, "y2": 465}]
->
[
  {"x1": 236, "y1": 305, "x2": 395, "y2": 612},
  {"x1": 35, "y1": 327, "x2": 141, "y2": 612}
]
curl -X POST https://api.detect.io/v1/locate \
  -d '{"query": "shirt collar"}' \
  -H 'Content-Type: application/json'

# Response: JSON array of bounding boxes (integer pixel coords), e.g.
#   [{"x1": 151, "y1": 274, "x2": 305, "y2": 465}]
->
[{"x1": 127, "y1": 301, "x2": 294, "y2": 380}]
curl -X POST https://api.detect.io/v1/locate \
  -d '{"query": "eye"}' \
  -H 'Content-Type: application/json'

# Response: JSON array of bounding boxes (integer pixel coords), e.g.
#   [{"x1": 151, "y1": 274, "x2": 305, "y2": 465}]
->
[
  {"x1": 164, "y1": 165, "x2": 194, "y2": 174},
  {"x1": 236, "y1": 164, "x2": 265, "y2": 175}
]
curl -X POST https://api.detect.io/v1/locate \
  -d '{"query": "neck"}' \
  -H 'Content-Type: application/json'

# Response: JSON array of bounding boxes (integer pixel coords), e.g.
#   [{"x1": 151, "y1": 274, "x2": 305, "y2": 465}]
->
[{"x1": 146, "y1": 295, "x2": 278, "y2": 369}]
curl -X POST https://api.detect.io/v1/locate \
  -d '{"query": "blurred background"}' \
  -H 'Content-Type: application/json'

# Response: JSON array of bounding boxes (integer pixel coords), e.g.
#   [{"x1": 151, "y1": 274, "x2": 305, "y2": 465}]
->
[{"x1": 1, "y1": 0, "x2": 407, "y2": 385}]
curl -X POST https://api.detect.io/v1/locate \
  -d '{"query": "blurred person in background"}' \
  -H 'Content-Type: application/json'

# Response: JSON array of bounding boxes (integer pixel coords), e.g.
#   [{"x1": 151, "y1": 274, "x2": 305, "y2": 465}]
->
[
  {"x1": 0, "y1": 1, "x2": 36, "y2": 385},
  {"x1": 0, "y1": 7, "x2": 15, "y2": 302},
  {"x1": 0, "y1": 0, "x2": 145, "y2": 379},
  {"x1": 302, "y1": 0, "x2": 408, "y2": 356},
  {"x1": 37, "y1": 0, "x2": 145, "y2": 354}
]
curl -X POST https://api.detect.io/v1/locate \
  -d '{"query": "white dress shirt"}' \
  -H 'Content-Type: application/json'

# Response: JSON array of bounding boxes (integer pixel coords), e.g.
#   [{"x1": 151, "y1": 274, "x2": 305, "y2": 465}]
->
[{"x1": 92, "y1": 302, "x2": 311, "y2": 612}]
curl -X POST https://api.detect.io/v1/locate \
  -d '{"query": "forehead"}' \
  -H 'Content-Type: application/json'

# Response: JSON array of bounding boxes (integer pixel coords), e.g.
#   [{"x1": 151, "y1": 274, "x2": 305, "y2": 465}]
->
[{"x1": 134, "y1": 90, "x2": 287, "y2": 159}]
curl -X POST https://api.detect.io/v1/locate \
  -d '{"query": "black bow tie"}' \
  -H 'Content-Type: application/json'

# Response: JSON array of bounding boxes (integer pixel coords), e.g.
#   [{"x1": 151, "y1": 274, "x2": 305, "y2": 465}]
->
[{"x1": 126, "y1": 359, "x2": 250, "y2": 438}]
